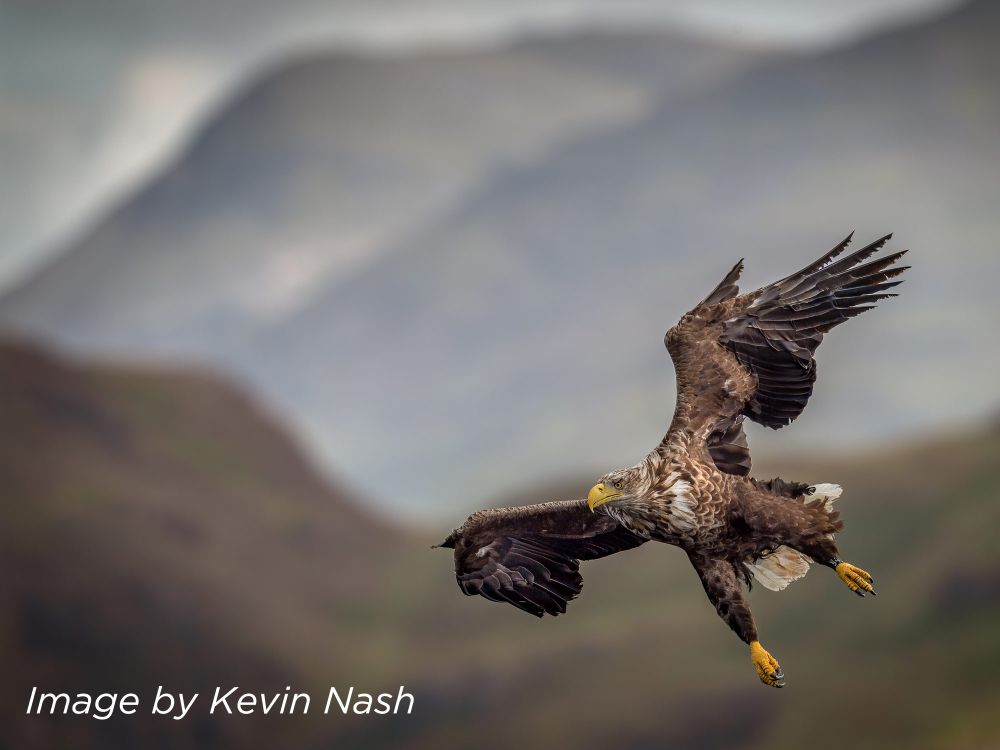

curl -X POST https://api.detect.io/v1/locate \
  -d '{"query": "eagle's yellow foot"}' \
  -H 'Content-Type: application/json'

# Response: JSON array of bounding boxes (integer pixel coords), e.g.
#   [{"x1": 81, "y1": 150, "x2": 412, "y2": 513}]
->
[
  {"x1": 750, "y1": 641, "x2": 785, "y2": 688},
  {"x1": 836, "y1": 561, "x2": 876, "y2": 597}
]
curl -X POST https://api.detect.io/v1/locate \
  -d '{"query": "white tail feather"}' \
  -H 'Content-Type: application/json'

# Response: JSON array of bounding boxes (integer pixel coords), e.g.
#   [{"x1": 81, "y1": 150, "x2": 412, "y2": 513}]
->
[
  {"x1": 810, "y1": 482, "x2": 843, "y2": 511},
  {"x1": 745, "y1": 483, "x2": 842, "y2": 591}
]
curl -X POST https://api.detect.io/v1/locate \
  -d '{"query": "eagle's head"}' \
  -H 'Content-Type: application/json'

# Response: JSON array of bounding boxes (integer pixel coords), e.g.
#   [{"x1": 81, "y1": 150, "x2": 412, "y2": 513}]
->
[{"x1": 587, "y1": 466, "x2": 645, "y2": 513}]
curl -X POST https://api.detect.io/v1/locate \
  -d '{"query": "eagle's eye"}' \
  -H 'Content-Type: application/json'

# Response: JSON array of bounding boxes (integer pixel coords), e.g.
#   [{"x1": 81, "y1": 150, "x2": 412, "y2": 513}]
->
[{"x1": 614, "y1": 480, "x2": 623, "y2": 490}]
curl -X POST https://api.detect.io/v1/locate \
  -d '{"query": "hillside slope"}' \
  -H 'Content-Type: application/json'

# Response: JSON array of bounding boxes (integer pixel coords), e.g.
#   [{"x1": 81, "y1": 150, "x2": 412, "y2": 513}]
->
[
  {"x1": 395, "y1": 428, "x2": 1000, "y2": 750},
  {"x1": 1, "y1": 341, "x2": 998, "y2": 749},
  {"x1": 0, "y1": 340, "x2": 403, "y2": 748}
]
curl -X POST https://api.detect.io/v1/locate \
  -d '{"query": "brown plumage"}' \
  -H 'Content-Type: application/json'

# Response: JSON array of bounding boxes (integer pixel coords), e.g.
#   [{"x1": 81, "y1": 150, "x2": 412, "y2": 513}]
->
[{"x1": 437, "y1": 233, "x2": 907, "y2": 686}]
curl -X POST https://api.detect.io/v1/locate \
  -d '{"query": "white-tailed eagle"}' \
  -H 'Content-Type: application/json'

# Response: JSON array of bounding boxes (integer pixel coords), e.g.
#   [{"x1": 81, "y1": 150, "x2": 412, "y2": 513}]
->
[{"x1": 438, "y1": 233, "x2": 907, "y2": 687}]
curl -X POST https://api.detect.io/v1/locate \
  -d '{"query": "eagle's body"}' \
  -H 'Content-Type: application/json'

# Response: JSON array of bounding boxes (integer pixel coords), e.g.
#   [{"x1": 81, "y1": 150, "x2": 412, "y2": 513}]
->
[{"x1": 438, "y1": 234, "x2": 907, "y2": 687}]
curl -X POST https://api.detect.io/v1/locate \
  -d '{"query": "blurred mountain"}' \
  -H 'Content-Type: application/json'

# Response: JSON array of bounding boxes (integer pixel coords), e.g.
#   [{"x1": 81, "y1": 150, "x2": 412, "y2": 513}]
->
[
  {"x1": 2, "y1": 340, "x2": 999, "y2": 749},
  {"x1": 0, "y1": 339, "x2": 404, "y2": 748},
  {"x1": 236, "y1": 0, "x2": 1000, "y2": 513},
  {"x1": 3, "y1": 1, "x2": 1000, "y2": 517},
  {"x1": 0, "y1": 0, "x2": 954, "y2": 290},
  {"x1": 0, "y1": 30, "x2": 759, "y2": 354}
]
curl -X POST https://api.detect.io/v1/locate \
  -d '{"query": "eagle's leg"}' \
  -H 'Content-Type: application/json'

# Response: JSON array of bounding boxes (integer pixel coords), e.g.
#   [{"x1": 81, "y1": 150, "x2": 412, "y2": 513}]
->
[
  {"x1": 740, "y1": 490, "x2": 877, "y2": 597},
  {"x1": 687, "y1": 553, "x2": 785, "y2": 688},
  {"x1": 772, "y1": 525, "x2": 877, "y2": 597}
]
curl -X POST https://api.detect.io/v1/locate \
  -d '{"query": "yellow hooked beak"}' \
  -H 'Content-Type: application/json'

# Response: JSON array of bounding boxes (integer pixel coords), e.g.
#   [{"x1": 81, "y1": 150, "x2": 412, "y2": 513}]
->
[{"x1": 587, "y1": 482, "x2": 621, "y2": 512}]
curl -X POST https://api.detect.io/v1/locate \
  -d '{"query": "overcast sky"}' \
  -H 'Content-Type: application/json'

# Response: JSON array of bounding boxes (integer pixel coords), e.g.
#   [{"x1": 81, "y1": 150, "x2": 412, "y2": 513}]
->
[{"x1": 0, "y1": 0, "x2": 960, "y2": 291}]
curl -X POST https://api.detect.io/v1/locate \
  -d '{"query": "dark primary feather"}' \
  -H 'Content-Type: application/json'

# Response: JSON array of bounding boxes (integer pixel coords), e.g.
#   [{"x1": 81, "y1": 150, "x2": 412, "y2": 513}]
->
[
  {"x1": 698, "y1": 258, "x2": 744, "y2": 307},
  {"x1": 443, "y1": 499, "x2": 646, "y2": 617},
  {"x1": 720, "y1": 232, "x2": 908, "y2": 429}
]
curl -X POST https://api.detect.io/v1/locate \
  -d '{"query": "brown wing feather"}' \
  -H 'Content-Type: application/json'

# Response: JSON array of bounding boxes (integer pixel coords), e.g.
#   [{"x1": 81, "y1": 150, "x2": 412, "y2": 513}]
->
[
  {"x1": 440, "y1": 499, "x2": 646, "y2": 617},
  {"x1": 662, "y1": 232, "x2": 908, "y2": 474},
  {"x1": 720, "y1": 232, "x2": 907, "y2": 429}
]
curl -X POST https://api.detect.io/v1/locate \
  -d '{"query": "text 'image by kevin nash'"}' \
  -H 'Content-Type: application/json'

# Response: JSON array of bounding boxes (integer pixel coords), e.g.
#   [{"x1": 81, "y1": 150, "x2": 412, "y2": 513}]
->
[
  {"x1": 25, "y1": 686, "x2": 414, "y2": 720},
  {"x1": 2, "y1": 1, "x2": 998, "y2": 749}
]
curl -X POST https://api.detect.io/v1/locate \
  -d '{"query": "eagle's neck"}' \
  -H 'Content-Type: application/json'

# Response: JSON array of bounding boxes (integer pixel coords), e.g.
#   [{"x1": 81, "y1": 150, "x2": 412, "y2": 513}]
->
[{"x1": 652, "y1": 397, "x2": 710, "y2": 467}]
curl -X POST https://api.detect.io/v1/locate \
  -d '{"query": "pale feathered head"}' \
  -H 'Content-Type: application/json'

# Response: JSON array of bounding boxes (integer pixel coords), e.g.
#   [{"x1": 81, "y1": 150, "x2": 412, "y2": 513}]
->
[{"x1": 587, "y1": 465, "x2": 645, "y2": 512}]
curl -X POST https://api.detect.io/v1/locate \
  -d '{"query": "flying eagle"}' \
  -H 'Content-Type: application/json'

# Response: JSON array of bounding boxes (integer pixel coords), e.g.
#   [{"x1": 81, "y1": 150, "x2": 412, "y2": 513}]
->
[{"x1": 437, "y1": 233, "x2": 908, "y2": 687}]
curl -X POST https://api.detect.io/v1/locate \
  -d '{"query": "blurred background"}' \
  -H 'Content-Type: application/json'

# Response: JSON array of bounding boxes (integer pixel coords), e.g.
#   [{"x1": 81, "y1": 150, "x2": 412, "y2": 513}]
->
[{"x1": 2, "y1": 0, "x2": 999, "y2": 747}]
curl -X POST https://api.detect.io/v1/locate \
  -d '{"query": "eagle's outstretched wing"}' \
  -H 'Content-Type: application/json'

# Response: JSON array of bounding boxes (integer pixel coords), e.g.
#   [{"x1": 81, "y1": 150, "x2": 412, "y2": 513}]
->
[
  {"x1": 663, "y1": 232, "x2": 908, "y2": 476},
  {"x1": 438, "y1": 499, "x2": 646, "y2": 617}
]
